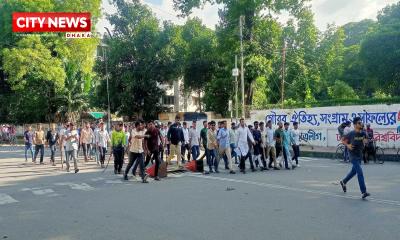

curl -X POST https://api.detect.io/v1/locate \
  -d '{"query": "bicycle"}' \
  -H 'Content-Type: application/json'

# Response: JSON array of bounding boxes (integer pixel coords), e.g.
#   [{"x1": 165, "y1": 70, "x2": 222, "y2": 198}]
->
[
  {"x1": 335, "y1": 143, "x2": 348, "y2": 163},
  {"x1": 364, "y1": 141, "x2": 384, "y2": 164},
  {"x1": 397, "y1": 148, "x2": 400, "y2": 161}
]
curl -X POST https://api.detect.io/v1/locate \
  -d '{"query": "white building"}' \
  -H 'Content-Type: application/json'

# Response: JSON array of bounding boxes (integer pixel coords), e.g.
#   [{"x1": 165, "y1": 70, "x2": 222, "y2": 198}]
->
[{"x1": 159, "y1": 78, "x2": 201, "y2": 113}]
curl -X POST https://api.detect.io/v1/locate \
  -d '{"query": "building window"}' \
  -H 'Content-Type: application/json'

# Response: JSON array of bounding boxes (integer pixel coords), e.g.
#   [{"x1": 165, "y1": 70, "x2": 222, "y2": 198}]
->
[{"x1": 163, "y1": 96, "x2": 175, "y2": 105}]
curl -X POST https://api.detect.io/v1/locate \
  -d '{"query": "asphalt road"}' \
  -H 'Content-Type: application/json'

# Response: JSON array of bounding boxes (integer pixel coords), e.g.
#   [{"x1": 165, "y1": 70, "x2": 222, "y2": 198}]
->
[{"x1": 1, "y1": 146, "x2": 400, "y2": 240}]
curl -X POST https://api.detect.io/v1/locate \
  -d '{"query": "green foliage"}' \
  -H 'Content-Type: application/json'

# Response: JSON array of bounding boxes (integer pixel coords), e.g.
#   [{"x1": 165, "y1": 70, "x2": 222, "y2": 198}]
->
[
  {"x1": 0, "y1": 0, "x2": 101, "y2": 123},
  {"x1": 94, "y1": 0, "x2": 185, "y2": 120},
  {"x1": 327, "y1": 80, "x2": 358, "y2": 100}
]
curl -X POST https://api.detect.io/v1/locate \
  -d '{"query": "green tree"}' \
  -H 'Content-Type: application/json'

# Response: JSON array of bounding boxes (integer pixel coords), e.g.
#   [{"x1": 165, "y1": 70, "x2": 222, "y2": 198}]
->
[
  {"x1": 94, "y1": 0, "x2": 184, "y2": 120},
  {"x1": 360, "y1": 2, "x2": 400, "y2": 96}
]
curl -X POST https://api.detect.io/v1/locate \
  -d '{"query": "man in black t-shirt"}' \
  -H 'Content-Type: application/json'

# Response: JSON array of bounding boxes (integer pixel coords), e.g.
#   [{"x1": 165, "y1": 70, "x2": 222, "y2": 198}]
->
[{"x1": 339, "y1": 117, "x2": 370, "y2": 199}]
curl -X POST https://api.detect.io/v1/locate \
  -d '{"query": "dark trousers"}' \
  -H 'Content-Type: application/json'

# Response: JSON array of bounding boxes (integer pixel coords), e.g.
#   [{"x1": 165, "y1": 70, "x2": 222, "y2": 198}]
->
[
  {"x1": 145, "y1": 150, "x2": 160, "y2": 177},
  {"x1": 125, "y1": 152, "x2": 145, "y2": 179},
  {"x1": 113, "y1": 147, "x2": 124, "y2": 172},
  {"x1": 292, "y1": 145, "x2": 300, "y2": 164},
  {"x1": 207, "y1": 149, "x2": 216, "y2": 171},
  {"x1": 34, "y1": 144, "x2": 44, "y2": 163},
  {"x1": 99, "y1": 147, "x2": 106, "y2": 164},
  {"x1": 363, "y1": 144, "x2": 376, "y2": 163},
  {"x1": 159, "y1": 145, "x2": 164, "y2": 161},
  {"x1": 343, "y1": 157, "x2": 367, "y2": 194},
  {"x1": 239, "y1": 152, "x2": 255, "y2": 171},
  {"x1": 181, "y1": 143, "x2": 190, "y2": 161}
]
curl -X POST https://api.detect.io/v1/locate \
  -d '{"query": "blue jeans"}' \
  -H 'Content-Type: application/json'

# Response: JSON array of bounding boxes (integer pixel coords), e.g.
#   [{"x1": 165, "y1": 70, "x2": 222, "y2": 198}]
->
[
  {"x1": 343, "y1": 157, "x2": 367, "y2": 194},
  {"x1": 25, "y1": 143, "x2": 34, "y2": 161},
  {"x1": 208, "y1": 149, "x2": 216, "y2": 171},
  {"x1": 191, "y1": 145, "x2": 200, "y2": 160},
  {"x1": 49, "y1": 144, "x2": 56, "y2": 162},
  {"x1": 344, "y1": 148, "x2": 349, "y2": 162},
  {"x1": 230, "y1": 143, "x2": 238, "y2": 162}
]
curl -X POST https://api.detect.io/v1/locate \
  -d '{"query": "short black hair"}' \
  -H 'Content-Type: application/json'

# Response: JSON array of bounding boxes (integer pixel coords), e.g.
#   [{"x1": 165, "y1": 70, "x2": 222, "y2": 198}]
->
[
  {"x1": 353, "y1": 117, "x2": 362, "y2": 125},
  {"x1": 267, "y1": 120, "x2": 271, "y2": 124},
  {"x1": 203, "y1": 120, "x2": 207, "y2": 124},
  {"x1": 240, "y1": 118, "x2": 244, "y2": 121},
  {"x1": 254, "y1": 121, "x2": 259, "y2": 124},
  {"x1": 293, "y1": 122, "x2": 298, "y2": 126},
  {"x1": 259, "y1": 122, "x2": 264, "y2": 125},
  {"x1": 284, "y1": 122, "x2": 289, "y2": 126},
  {"x1": 183, "y1": 122, "x2": 187, "y2": 125},
  {"x1": 210, "y1": 121, "x2": 216, "y2": 125},
  {"x1": 135, "y1": 121, "x2": 141, "y2": 127}
]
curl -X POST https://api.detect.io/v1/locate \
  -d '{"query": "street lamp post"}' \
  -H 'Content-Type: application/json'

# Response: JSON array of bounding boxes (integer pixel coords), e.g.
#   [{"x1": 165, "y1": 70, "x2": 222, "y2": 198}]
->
[{"x1": 100, "y1": 42, "x2": 111, "y2": 132}]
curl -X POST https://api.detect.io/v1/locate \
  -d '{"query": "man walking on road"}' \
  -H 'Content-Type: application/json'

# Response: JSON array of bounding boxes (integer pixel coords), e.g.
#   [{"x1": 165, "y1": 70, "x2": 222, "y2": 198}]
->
[
  {"x1": 24, "y1": 125, "x2": 34, "y2": 162},
  {"x1": 266, "y1": 120, "x2": 279, "y2": 170},
  {"x1": 111, "y1": 123, "x2": 126, "y2": 174},
  {"x1": 33, "y1": 124, "x2": 45, "y2": 164},
  {"x1": 46, "y1": 124, "x2": 59, "y2": 166},
  {"x1": 80, "y1": 122, "x2": 93, "y2": 162},
  {"x1": 96, "y1": 122, "x2": 110, "y2": 168},
  {"x1": 236, "y1": 118, "x2": 255, "y2": 174},
  {"x1": 282, "y1": 122, "x2": 295, "y2": 170},
  {"x1": 291, "y1": 122, "x2": 301, "y2": 167},
  {"x1": 144, "y1": 120, "x2": 162, "y2": 181},
  {"x1": 217, "y1": 121, "x2": 235, "y2": 174},
  {"x1": 124, "y1": 121, "x2": 149, "y2": 183},
  {"x1": 189, "y1": 121, "x2": 200, "y2": 161},
  {"x1": 64, "y1": 123, "x2": 79, "y2": 173},
  {"x1": 167, "y1": 117, "x2": 184, "y2": 167},
  {"x1": 340, "y1": 117, "x2": 370, "y2": 199},
  {"x1": 207, "y1": 121, "x2": 218, "y2": 173}
]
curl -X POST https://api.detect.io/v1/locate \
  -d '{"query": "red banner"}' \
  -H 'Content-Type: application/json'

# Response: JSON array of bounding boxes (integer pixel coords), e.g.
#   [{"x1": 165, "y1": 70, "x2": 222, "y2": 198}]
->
[{"x1": 12, "y1": 12, "x2": 91, "y2": 32}]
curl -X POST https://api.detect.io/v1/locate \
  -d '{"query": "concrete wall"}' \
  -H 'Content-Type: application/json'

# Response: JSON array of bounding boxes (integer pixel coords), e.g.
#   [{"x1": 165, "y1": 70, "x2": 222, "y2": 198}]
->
[{"x1": 250, "y1": 104, "x2": 400, "y2": 149}]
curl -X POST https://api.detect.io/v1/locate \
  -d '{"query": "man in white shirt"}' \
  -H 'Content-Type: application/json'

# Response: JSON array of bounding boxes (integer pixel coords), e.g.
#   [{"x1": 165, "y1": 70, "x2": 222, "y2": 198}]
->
[
  {"x1": 189, "y1": 121, "x2": 200, "y2": 161},
  {"x1": 64, "y1": 123, "x2": 79, "y2": 173},
  {"x1": 266, "y1": 120, "x2": 280, "y2": 170},
  {"x1": 181, "y1": 122, "x2": 190, "y2": 162},
  {"x1": 96, "y1": 122, "x2": 110, "y2": 168},
  {"x1": 229, "y1": 122, "x2": 238, "y2": 164},
  {"x1": 291, "y1": 122, "x2": 301, "y2": 167},
  {"x1": 259, "y1": 121, "x2": 269, "y2": 170},
  {"x1": 124, "y1": 120, "x2": 149, "y2": 183},
  {"x1": 236, "y1": 118, "x2": 255, "y2": 174}
]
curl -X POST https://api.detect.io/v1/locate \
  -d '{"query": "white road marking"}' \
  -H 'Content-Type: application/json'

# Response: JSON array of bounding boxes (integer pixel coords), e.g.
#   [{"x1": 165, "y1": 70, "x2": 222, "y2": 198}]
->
[
  {"x1": 0, "y1": 193, "x2": 19, "y2": 205},
  {"x1": 91, "y1": 177, "x2": 105, "y2": 182},
  {"x1": 54, "y1": 182, "x2": 95, "y2": 191},
  {"x1": 188, "y1": 174, "x2": 400, "y2": 207},
  {"x1": 105, "y1": 180, "x2": 124, "y2": 184},
  {"x1": 21, "y1": 187, "x2": 55, "y2": 195}
]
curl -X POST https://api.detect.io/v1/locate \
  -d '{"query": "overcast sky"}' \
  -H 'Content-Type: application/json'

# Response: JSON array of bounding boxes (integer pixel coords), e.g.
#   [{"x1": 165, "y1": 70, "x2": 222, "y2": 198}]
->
[{"x1": 97, "y1": 0, "x2": 399, "y2": 34}]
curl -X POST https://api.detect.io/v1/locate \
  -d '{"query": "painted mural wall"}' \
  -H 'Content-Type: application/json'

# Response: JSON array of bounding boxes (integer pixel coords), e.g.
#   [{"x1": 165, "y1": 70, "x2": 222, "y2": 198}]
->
[{"x1": 250, "y1": 104, "x2": 400, "y2": 148}]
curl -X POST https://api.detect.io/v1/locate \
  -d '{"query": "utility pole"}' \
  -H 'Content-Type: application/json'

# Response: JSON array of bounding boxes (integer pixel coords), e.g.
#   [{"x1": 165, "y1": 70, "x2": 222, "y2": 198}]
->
[
  {"x1": 240, "y1": 15, "x2": 245, "y2": 118},
  {"x1": 235, "y1": 55, "x2": 239, "y2": 122},
  {"x1": 281, "y1": 40, "x2": 286, "y2": 109}
]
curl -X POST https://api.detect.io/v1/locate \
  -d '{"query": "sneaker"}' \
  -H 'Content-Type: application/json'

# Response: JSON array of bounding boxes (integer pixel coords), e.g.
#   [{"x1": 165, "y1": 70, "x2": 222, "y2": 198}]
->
[
  {"x1": 66, "y1": 168, "x2": 70, "y2": 172},
  {"x1": 75, "y1": 169, "x2": 79, "y2": 173},
  {"x1": 340, "y1": 181, "x2": 347, "y2": 193},
  {"x1": 229, "y1": 170, "x2": 236, "y2": 174},
  {"x1": 362, "y1": 192, "x2": 370, "y2": 199},
  {"x1": 154, "y1": 176, "x2": 160, "y2": 181},
  {"x1": 251, "y1": 168, "x2": 256, "y2": 172},
  {"x1": 114, "y1": 169, "x2": 117, "y2": 174},
  {"x1": 291, "y1": 165, "x2": 296, "y2": 170},
  {"x1": 215, "y1": 170, "x2": 220, "y2": 173},
  {"x1": 273, "y1": 167, "x2": 280, "y2": 170},
  {"x1": 296, "y1": 164, "x2": 300, "y2": 168},
  {"x1": 123, "y1": 175, "x2": 128, "y2": 181}
]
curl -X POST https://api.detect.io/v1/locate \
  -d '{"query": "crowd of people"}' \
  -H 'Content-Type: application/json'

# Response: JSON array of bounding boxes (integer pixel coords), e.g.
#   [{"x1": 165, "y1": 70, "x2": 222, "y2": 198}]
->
[
  {"x1": 22, "y1": 117, "x2": 304, "y2": 182},
  {"x1": 19, "y1": 115, "x2": 372, "y2": 199}
]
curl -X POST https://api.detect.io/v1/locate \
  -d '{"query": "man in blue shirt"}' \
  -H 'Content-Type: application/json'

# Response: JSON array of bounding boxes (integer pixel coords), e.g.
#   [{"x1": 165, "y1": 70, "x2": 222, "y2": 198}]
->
[
  {"x1": 340, "y1": 117, "x2": 370, "y2": 199},
  {"x1": 217, "y1": 121, "x2": 235, "y2": 174},
  {"x1": 282, "y1": 122, "x2": 296, "y2": 170}
]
